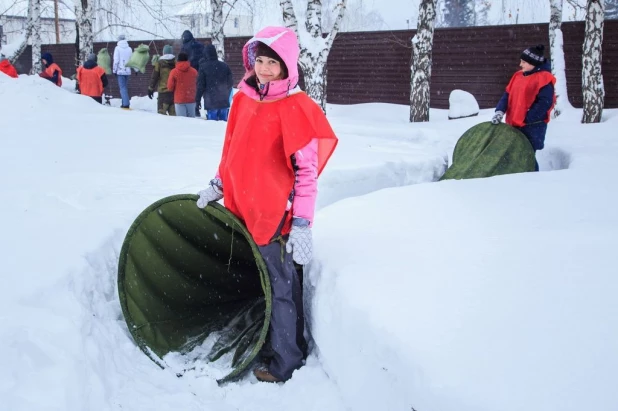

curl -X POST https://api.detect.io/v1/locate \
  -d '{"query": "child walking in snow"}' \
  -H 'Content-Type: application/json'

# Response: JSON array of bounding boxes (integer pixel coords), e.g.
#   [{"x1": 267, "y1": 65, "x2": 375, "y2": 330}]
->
[
  {"x1": 148, "y1": 44, "x2": 176, "y2": 116},
  {"x1": 196, "y1": 26, "x2": 338, "y2": 383},
  {"x1": 491, "y1": 44, "x2": 556, "y2": 171},
  {"x1": 167, "y1": 52, "x2": 198, "y2": 118},
  {"x1": 76, "y1": 53, "x2": 108, "y2": 104}
]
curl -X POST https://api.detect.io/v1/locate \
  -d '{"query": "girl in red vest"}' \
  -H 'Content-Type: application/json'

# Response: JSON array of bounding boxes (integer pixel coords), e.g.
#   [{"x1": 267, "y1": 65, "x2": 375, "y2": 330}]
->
[
  {"x1": 39, "y1": 52, "x2": 62, "y2": 87},
  {"x1": 492, "y1": 44, "x2": 556, "y2": 171},
  {"x1": 76, "y1": 53, "x2": 109, "y2": 104},
  {"x1": 196, "y1": 26, "x2": 338, "y2": 383},
  {"x1": 0, "y1": 55, "x2": 18, "y2": 78}
]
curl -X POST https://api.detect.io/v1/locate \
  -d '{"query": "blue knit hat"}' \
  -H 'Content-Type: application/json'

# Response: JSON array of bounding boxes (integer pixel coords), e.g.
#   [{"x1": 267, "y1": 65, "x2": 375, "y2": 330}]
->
[{"x1": 41, "y1": 52, "x2": 54, "y2": 64}]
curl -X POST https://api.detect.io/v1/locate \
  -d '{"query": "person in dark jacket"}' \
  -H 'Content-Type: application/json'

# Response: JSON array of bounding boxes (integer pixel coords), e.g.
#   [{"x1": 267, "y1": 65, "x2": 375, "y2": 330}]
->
[
  {"x1": 180, "y1": 30, "x2": 205, "y2": 71},
  {"x1": 491, "y1": 44, "x2": 556, "y2": 172},
  {"x1": 180, "y1": 30, "x2": 205, "y2": 116},
  {"x1": 76, "y1": 53, "x2": 108, "y2": 104},
  {"x1": 148, "y1": 44, "x2": 176, "y2": 115},
  {"x1": 195, "y1": 44, "x2": 234, "y2": 121}
]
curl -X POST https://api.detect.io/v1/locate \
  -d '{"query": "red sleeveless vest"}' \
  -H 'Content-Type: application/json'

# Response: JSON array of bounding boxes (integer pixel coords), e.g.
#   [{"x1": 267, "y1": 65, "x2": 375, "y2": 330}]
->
[
  {"x1": 505, "y1": 70, "x2": 556, "y2": 127},
  {"x1": 218, "y1": 92, "x2": 338, "y2": 245}
]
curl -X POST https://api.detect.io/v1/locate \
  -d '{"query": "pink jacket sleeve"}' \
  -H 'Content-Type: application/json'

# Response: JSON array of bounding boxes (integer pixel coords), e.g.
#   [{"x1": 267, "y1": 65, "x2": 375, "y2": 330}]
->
[{"x1": 291, "y1": 138, "x2": 319, "y2": 225}]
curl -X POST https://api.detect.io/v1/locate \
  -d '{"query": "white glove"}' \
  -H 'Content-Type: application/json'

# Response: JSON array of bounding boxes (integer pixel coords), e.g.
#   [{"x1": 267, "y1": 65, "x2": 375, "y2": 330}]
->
[
  {"x1": 491, "y1": 111, "x2": 504, "y2": 125},
  {"x1": 196, "y1": 183, "x2": 223, "y2": 208},
  {"x1": 286, "y1": 224, "x2": 313, "y2": 265}
]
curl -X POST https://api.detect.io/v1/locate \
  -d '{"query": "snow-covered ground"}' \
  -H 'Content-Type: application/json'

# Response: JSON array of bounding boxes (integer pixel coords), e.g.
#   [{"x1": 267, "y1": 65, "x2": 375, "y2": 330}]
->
[{"x1": 1, "y1": 73, "x2": 616, "y2": 411}]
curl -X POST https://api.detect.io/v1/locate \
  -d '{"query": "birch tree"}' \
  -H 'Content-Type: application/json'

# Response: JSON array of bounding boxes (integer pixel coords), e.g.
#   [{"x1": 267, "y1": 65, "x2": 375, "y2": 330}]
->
[
  {"x1": 279, "y1": 0, "x2": 348, "y2": 112},
  {"x1": 6, "y1": 0, "x2": 34, "y2": 64},
  {"x1": 604, "y1": 0, "x2": 617, "y2": 18},
  {"x1": 549, "y1": 0, "x2": 573, "y2": 117},
  {"x1": 210, "y1": 0, "x2": 226, "y2": 59},
  {"x1": 30, "y1": 0, "x2": 42, "y2": 74},
  {"x1": 410, "y1": 0, "x2": 437, "y2": 122},
  {"x1": 75, "y1": 0, "x2": 94, "y2": 64},
  {"x1": 581, "y1": 0, "x2": 604, "y2": 123}
]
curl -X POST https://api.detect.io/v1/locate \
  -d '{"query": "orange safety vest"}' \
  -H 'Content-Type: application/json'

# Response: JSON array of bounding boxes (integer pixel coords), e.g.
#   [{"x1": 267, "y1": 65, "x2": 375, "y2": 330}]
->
[
  {"x1": 43, "y1": 63, "x2": 62, "y2": 87},
  {"x1": 218, "y1": 91, "x2": 338, "y2": 246},
  {"x1": 77, "y1": 65, "x2": 105, "y2": 97},
  {"x1": 0, "y1": 60, "x2": 18, "y2": 78},
  {"x1": 505, "y1": 71, "x2": 556, "y2": 127}
]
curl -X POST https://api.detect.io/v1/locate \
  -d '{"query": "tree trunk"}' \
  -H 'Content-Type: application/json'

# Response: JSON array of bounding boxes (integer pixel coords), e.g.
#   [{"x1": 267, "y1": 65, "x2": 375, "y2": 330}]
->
[
  {"x1": 299, "y1": 56, "x2": 327, "y2": 105},
  {"x1": 549, "y1": 0, "x2": 572, "y2": 117},
  {"x1": 279, "y1": 0, "x2": 347, "y2": 113},
  {"x1": 75, "y1": 0, "x2": 94, "y2": 65},
  {"x1": 30, "y1": 0, "x2": 42, "y2": 75},
  {"x1": 210, "y1": 0, "x2": 225, "y2": 60},
  {"x1": 54, "y1": 0, "x2": 60, "y2": 44},
  {"x1": 410, "y1": 0, "x2": 437, "y2": 122},
  {"x1": 9, "y1": 0, "x2": 35, "y2": 64},
  {"x1": 581, "y1": 0, "x2": 604, "y2": 124}
]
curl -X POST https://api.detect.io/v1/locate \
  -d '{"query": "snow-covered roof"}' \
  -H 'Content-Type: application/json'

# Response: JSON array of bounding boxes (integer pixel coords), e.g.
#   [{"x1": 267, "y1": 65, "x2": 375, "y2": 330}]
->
[
  {"x1": 0, "y1": 0, "x2": 75, "y2": 20},
  {"x1": 175, "y1": 1, "x2": 212, "y2": 17}
]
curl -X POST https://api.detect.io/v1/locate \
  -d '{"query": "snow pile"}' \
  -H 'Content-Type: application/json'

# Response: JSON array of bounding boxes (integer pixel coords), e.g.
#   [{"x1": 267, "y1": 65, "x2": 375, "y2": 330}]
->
[
  {"x1": 448, "y1": 89, "x2": 480, "y2": 119},
  {"x1": 1, "y1": 73, "x2": 616, "y2": 411}
]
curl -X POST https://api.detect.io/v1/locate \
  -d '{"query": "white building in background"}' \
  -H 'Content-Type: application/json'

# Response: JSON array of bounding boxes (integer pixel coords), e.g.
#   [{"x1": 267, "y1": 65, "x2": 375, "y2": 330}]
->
[
  {"x1": 175, "y1": 1, "x2": 253, "y2": 38},
  {"x1": 0, "y1": 0, "x2": 76, "y2": 45},
  {"x1": 0, "y1": 0, "x2": 254, "y2": 47}
]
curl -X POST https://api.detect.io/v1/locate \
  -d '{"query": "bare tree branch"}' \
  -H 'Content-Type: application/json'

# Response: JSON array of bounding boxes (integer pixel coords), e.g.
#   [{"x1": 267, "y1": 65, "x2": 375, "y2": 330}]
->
[{"x1": 325, "y1": 0, "x2": 347, "y2": 50}]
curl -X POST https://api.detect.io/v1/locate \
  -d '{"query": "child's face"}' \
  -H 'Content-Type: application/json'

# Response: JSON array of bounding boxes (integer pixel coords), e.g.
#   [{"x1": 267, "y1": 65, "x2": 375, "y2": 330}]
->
[
  {"x1": 519, "y1": 59, "x2": 535, "y2": 72},
  {"x1": 255, "y1": 56, "x2": 283, "y2": 84}
]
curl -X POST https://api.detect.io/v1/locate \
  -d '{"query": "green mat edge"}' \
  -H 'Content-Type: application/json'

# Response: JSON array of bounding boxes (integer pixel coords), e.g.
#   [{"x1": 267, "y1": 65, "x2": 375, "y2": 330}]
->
[{"x1": 117, "y1": 194, "x2": 272, "y2": 385}]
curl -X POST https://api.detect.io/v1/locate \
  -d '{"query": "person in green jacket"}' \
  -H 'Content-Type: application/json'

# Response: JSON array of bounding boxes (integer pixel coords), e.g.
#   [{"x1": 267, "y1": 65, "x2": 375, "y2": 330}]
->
[{"x1": 148, "y1": 44, "x2": 176, "y2": 115}]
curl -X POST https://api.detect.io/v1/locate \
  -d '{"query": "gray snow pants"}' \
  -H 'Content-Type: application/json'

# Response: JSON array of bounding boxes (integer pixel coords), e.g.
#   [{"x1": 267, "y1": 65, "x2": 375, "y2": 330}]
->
[{"x1": 258, "y1": 240, "x2": 306, "y2": 381}]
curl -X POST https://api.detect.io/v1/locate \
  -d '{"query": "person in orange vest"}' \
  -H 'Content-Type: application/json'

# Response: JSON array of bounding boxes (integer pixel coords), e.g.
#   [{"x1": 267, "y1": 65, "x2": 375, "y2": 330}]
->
[
  {"x1": 0, "y1": 54, "x2": 18, "y2": 78},
  {"x1": 39, "y1": 52, "x2": 62, "y2": 86},
  {"x1": 491, "y1": 44, "x2": 556, "y2": 172},
  {"x1": 77, "y1": 53, "x2": 108, "y2": 104},
  {"x1": 167, "y1": 52, "x2": 198, "y2": 117},
  {"x1": 195, "y1": 26, "x2": 338, "y2": 383}
]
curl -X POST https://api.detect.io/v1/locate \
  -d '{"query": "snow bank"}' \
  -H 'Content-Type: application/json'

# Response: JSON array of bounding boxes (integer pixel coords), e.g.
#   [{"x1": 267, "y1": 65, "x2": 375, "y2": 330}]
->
[
  {"x1": 1, "y1": 72, "x2": 615, "y2": 411},
  {"x1": 310, "y1": 109, "x2": 618, "y2": 411}
]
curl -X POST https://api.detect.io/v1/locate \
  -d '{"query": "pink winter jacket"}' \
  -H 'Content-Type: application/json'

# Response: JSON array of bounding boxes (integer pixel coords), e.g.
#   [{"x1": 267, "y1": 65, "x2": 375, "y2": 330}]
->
[{"x1": 213, "y1": 26, "x2": 320, "y2": 225}]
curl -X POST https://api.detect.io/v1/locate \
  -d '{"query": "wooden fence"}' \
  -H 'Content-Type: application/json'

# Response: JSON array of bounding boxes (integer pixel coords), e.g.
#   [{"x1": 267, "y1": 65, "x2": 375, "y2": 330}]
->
[{"x1": 12, "y1": 20, "x2": 618, "y2": 109}]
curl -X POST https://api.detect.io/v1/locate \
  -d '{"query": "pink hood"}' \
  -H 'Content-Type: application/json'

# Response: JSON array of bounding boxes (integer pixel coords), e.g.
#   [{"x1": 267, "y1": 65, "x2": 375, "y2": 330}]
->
[{"x1": 239, "y1": 26, "x2": 300, "y2": 101}]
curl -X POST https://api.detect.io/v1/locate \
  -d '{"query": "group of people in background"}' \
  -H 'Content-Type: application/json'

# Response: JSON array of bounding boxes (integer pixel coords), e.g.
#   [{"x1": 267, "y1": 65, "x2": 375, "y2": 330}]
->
[
  {"x1": 148, "y1": 30, "x2": 234, "y2": 120},
  {"x1": 0, "y1": 30, "x2": 233, "y2": 121}
]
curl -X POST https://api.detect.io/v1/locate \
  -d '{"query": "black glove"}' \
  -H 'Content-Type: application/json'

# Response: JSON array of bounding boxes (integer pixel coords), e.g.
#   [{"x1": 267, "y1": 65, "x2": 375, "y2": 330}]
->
[
  {"x1": 195, "y1": 106, "x2": 201, "y2": 117},
  {"x1": 148, "y1": 89, "x2": 154, "y2": 99},
  {"x1": 196, "y1": 102, "x2": 201, "y2": 110}
]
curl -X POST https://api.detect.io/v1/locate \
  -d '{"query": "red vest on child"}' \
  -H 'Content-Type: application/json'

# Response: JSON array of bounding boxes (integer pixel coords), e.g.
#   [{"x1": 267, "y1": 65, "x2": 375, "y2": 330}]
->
[
  {"x1": 0, "y1": 60, "x2": 18, "y2": 78},
  {"x1": 77, "y1": 66, "x2": 105, "y2": 97},
  {"x1": 42, "y1": 63, "x2": 63, "y2": 86},
  {"x1": 505, "y1": 71, "x2": 556, "y2": 127},
  {"x1": 218, "y1": 91, "x2": 338, "y2": 245}
]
